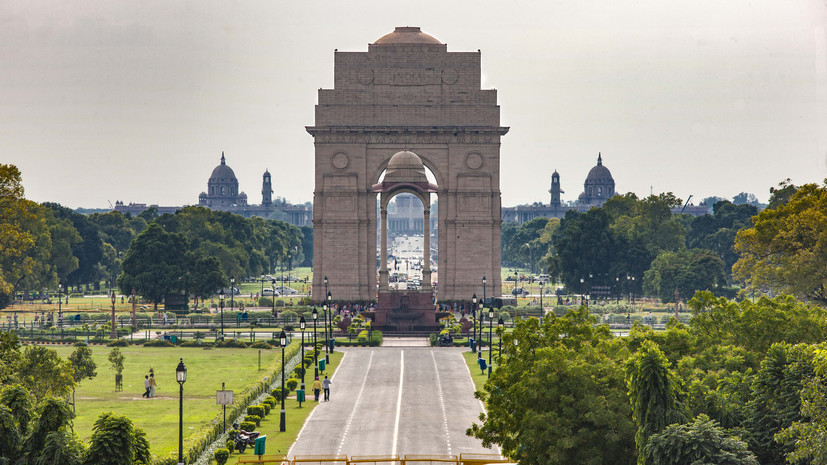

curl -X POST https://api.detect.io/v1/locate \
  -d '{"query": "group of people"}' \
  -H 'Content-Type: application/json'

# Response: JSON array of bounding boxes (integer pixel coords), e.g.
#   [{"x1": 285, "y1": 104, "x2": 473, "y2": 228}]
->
[
  {"x1": 142, "y1": 372, "x2": 158, "y2": 398},
  {"x1": 311, "y1": 375, "x2": 331, "y2": 401}
]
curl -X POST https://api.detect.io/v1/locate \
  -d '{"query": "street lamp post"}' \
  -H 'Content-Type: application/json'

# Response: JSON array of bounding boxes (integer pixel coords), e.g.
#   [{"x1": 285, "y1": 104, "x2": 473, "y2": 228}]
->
[
  {"x1": 326, "y1": 290, "x2": 333, "y2": 360},
  {"x1": 230, "y1": 276, "x2": 235, "y2": 316},
  {"x1": 176, "y1": 358, "x2": 187, "y2": 465},
  {"x1": 580, "y1": 278, "x2": 585, "y2": 306},
  {"x1": 471, "y1": 293, "x2": 477, "y2": 352},
  {"x1": 278, "y1": 330, "x2": 287, "y2": 432},
  {"x1": 497, "y1": 316, "x2": 504, "y2": 368},
  {"x1": 477, "y1": 310, "x2": 483, "y2": 361},
  {"x1": 271, "y1": 279, "x2": 276, "y2": 320},
  {"x1": 312, "y1": 307, "x2": 319, "y2": 378},
  {"x1": 218, "y1": 290, "x2": 225, "y2": 338},
  {"x1": 110, "y1": 291, "x2": 117, "y2": 339},
  {"x1": 616, "y1": 276, "x2": 620, "y2": 304},
  {"x1": 299, "y1": 316, "x2": 306, "y2": 408},
  {"x1": 487, "y1": 307, "x2": 494, "y2": 378},
  {"x1": 58, "y1": 282, "x2": 63, "y2": 338},
  {"x1": 480, "y1": 276, "x2": 487, "y2": 358}
]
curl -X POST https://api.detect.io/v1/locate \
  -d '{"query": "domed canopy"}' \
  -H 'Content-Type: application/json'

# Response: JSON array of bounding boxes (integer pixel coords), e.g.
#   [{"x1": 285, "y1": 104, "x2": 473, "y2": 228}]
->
[
  {"x1": 210, "y1": 152, "x2": 238, "y2": 182},
  {"x1": 585, "y1": 153, "x2": 613, "y2": 182},
  {"x1": 384, "y1": 150, "x2": 428, "y2": 183},
  {"x1": 373, "y1": 27, "x2": 442, "y2": 45}
]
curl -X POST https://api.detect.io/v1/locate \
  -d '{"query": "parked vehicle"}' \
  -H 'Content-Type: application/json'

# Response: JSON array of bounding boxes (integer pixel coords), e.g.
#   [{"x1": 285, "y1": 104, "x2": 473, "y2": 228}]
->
[
  {"x1": 512, "y1": 287, "x2": 529, "y2": 297},
  {"x1": 262, "y1": 288, "x2": 280, "y2": 297},
  {"x1": 277, "y1": 286, "x2": 299, "y2": 295},
  {"x1": 232, "y1": 423, "x2": 260, "y2": 453}
]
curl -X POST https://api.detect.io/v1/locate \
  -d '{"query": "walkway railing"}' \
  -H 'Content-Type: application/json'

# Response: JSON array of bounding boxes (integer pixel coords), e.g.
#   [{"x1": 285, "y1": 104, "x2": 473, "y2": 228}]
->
[{"x1": 236, "y1": 453, "x2": 509, "y2": 465}]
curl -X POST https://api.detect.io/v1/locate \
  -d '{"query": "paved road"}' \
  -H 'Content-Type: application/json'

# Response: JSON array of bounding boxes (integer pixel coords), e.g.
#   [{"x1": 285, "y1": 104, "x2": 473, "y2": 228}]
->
[{"x1": 288, "y1": 347, "x2": 497, "y2": 458}]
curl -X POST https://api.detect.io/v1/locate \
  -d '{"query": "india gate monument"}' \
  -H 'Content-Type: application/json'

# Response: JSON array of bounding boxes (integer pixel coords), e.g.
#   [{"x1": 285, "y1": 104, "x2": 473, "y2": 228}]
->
[{"x1": 308, "y1": 27, "x2": 507, "y2": 329}]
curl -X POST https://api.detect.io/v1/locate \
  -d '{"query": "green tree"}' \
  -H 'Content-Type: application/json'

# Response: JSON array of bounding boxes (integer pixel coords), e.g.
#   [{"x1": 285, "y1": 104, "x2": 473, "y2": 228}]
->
[
  {"x1": 42, "y1": 203, "x2": 104, "y2": 289},
  {"x1": 468, "y1": 310, "x2": 635, "y2": 465},
  {"x1": 67, "y1": 345, "x2": 97, "y2": 412},
  {"x1": 0, "y1": 332, "x2": 22, "y2": 384},
  {"x1": 35, "y1": 429, "x2": 85, "y2": 465},
  {"x1": 777, "y1": 347, "x2": 827, "y2": 465},
  {"x1": 733, "y1": 181, "x2": 827, "y2": 304},
  {"x1": 20, "y1": 397, "x2": 75, "y2": 464},
  {"x1": 15, "y1": 346, "x2": 75, "y2": 402},
  {"x1": 642, "y1": 249, "x2": 726, "y2": 303},
  {"x1": 84, "y1": 412, "x2": 149, "y2": 465},
  {"x1": 625, "y1": 340, "x2": 687, "y2": 464},
  {"x1": 107, "y1": 349, "x2": 124, "y2": 392},
  {"x1": 0, "y1": 405, "x2": 21, "y2": 464},
  {"x1": 645, "y1": 414, "x2": 757, "y2": 465},
  {"x1": 0, "y1": 384, "x2": 34, "y2": 436},
  {"x1": 118, "y1": 223, "x2": 190, "y2": 310},
  {"x1": 0, "y1": 164, "x2": 35, "y2": 302},
  {"x1": 188, "y1": 254, "x2": 225, "y2": 306}
]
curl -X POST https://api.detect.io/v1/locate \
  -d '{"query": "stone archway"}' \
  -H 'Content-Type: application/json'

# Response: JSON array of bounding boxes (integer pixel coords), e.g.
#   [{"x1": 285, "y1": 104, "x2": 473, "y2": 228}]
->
[{"x1": 308, "y1": 26, "x2": 507, "y2": 306}]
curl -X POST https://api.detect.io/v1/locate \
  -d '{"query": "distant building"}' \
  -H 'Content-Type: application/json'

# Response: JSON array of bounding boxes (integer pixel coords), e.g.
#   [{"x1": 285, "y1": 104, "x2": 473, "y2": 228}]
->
[
  {"x1": 502, "y1": 153, "x2": 709, "y2": 224},
  {"x1": 114, "y1": 152, "x2": 312, "y2": 226}
]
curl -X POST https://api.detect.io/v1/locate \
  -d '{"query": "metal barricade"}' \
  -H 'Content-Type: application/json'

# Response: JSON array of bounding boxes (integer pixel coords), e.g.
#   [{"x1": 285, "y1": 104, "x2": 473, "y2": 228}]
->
[
  {"x1": 400, "y1": 455, "x2": 458, "y2": 465},
  {"x1": 458, "y1": 453, "x2": 510, "y2": 465},
  {"x1": 236, "y1": 455, "x2": 289, "y2": 464},
  {"x1": 291, "y1": 454, "x2": 349, "y2": 465}
]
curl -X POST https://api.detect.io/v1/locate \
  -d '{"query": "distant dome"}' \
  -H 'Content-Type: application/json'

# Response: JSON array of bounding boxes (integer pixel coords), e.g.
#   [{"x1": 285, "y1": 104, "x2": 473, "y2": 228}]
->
[
  {"x1": 210, "y1": 152, "x2": 238, "y2": 182},
  {"x1": 385, "y1": 150, "x2": 428, "y2": 183},
  {"x1": 585, "y1": 153, "x2": 613, "y2": 183},
  {"x1": 373, "y1": 27, "x2": 442, "y2": 45}
]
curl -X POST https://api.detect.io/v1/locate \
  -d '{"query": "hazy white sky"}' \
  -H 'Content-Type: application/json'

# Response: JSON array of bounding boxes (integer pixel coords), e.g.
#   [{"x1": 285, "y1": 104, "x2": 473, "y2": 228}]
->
[{"x1": 2, "y1": 0, "x2": 825, "y2": 209}]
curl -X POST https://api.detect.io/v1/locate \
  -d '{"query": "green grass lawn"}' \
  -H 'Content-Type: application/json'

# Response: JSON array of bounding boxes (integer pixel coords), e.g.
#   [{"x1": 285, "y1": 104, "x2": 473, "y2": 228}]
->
[
  {"x1": 463, "y1": 350, "x2": 491, "y2": 393},
  {"x1": 50, "y1": 345, "x2": 283, "y2": 460}
]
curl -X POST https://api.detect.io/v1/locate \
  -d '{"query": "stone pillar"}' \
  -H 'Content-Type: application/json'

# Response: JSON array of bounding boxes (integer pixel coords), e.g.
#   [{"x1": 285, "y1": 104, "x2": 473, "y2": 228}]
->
[
  {"x1": 379, "y1": 207, "x2": 389, "y2": 291},
  {"x1": 422, "y1": 207, "x2": 432, "y2": 290}
]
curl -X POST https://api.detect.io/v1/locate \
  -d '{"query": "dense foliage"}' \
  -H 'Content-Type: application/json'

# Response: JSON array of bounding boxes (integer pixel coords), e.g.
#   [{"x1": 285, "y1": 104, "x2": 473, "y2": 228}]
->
[{"x1": 471, "y1": 293, "x2": 827, "y2": 465}]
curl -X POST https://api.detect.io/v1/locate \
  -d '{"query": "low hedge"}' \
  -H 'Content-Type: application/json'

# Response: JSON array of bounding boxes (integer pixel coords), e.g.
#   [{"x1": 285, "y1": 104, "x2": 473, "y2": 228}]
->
[
  {"x1": 243, "y1": 414, "x2": 261, "y2": 426},
  {"x1": 214, "y1": 448, "x2": 230, "y2": 465},
  {"x1": 152, "y1": 341, "x2": 300, "y2": 465},
  {"x1": 246, "y1": 405, "x2": 264, "y2": 418}
]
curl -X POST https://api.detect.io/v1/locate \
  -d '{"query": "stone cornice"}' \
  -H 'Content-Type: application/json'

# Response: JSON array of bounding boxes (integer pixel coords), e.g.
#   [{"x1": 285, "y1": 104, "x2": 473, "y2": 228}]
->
[{"x1": 306, "y1": 125, "x2": 509, "y2": 144}]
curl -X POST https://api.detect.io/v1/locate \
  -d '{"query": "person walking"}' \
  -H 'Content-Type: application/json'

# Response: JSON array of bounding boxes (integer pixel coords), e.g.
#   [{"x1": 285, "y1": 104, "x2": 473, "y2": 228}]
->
[
  {"x1": 142, "y1": 375, "x2": 150, "y2": 398},
  {"x1": 148, "y1": 373, "x2": 157, "y2": 398},
  {"x1": 312, "y1": 377, "x2": 322, "y2": 402},
  {"x1": 322, "y1": 375, "x2": 331, "y2": 401}
]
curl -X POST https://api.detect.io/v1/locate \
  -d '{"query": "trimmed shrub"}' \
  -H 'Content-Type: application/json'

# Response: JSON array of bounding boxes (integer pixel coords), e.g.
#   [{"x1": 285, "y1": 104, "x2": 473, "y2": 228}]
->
[
  {"x1": 243, "y1": 414, "x2": 261, "y2": 426},
  {"x1": 107, "y1": 339, "x2": 130, "y2": 347},
  {"x1": 263, "y1": 396, "x2": 276, "y2": 409},
  {"x1": 293, "y1": 365, "x2": 305, "y2": 378},
  {"x1": 271, "y1": 387, "x2": 284, "y2": 400},
  {"x1": 246, "y1": 405, "x2": 264, "y2": 418},
  {"x1": 239, "y1": 421, "x2": 256, "y2": 432},
  {"x1": 261, "y1": 402, "x2": 271, "y2": 415},
  {"x1": 214, "y1": 448, "x2": 230, "y2": 465},
  {"x1": 304, "y1": 356, "x2": 314, "y2": 368},
  {"x1": 226, "y1": 438, "x2": 235, "y2": 454},
  {"x1": 227, "y1": 429, "x2": 239, "y2": 440},
  {"x1": 144, "y1": 339, "x2": 175, "y2": 347},
  {"x1": 286, "y1": 377, "x2": 299, "y2": 392},
  {"x1": 250, "y1": 341, "x2": 272, "y2": 349},
  {"x1": 215, "y1": 339, "x2": 248, "y2": 348}
]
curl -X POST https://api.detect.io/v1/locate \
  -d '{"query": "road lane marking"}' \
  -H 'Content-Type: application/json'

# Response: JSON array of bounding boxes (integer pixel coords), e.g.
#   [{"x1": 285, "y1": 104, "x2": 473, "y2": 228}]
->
[
  {"x1": 391, "y1": 350, "x2": 404, "y2": 456},
  {"x1": 431, "y1": 351, "x2": 452, "y2": 455},
  {"x1": 336, "y1": 351, "x2": 374, "y2": 456},
  {"x1": 287, "y1": 351, "x2": 349, "y2": 458}
]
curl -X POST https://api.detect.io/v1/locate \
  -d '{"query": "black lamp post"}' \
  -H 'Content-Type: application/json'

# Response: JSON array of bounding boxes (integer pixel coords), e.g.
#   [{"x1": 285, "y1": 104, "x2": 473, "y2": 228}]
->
[
  {"x1": 626, "y1": 275, "x2": 631, "y2": 325},
  {"x1": 110, "y1": 291, "x2": 117, "y2": 339},
  {"x1": 616, "y1": 276, "x2": 620, "y2": 304},
  {"x1": 230, "y1": 276, "x2": 235, "y2": 315},
  {"x1": 323, "y1": 304, "x2": 330, "y2": 363},
  {"x1": 312, "y1": 307, "x2": 319, "y2": 378},
  {"x1": 497, "y1": 315, "x2": 504, "y2": 368},
  {"x1": 299, "y1": 315, "x2": 306, "y2": 407},
  {"x1": 477, "y1": 310, "x2": 483, "y2": 361},
  {"x1": 218, "y1": 289, "x2": 225, "y2": 338},
  {"x1": 487, "y1": 307, "x2": 494, "y2": 378},
  {"x1": 278, "y1": 330, "x2": 287, "y2": 432},
  {"x1": 327, "y1": 291, "x2": 333, "y2": 356},
  {"x1": 176, "y1": 358, "x2": 187, "y2": 465},
  {"x1": 480, "y1": 276, "x2": 487, "y2": 358},
  {"x1": 580, "y1": 278, "x2": 585, "y2": 306},
  {"x1": 471, "y1": 293, "x2": 477, "y2": 352},
  {"x1": 58, "y1": 282, "x2": 63, "y2": 338},
  {"x1": 271, "y1": 279, "x2": 276, "y2": 320}
]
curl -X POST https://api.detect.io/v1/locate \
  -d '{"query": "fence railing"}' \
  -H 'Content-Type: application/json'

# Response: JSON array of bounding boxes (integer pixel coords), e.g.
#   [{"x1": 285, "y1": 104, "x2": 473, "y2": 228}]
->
[{"x1": 238, "y1": 454, "x2": 509, "y2": 465}]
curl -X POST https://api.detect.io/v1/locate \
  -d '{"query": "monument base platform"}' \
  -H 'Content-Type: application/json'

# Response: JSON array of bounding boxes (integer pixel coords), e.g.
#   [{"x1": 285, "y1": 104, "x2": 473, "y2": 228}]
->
[{"x1": 375, "y1": 291, "x2": 440, "y2": 332}]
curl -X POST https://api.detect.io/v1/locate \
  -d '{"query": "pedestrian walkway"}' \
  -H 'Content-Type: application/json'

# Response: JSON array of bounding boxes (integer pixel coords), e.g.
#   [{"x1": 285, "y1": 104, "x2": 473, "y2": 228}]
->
[{"x1": 381, "y1": 337, "x2": 430, "y2": 347}]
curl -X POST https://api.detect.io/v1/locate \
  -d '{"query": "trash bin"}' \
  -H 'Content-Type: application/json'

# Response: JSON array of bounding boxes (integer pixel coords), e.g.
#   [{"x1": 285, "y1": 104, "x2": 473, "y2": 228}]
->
[
  {"x1": 170, "y1": 335, "x2": 177, "y2": 344},
  {"x1": 296, "y1": 389, "x2": 305, "y2": 402},
  {"x1": 318, "y1": 359, "x2": 326, "y2": 372},
  {"x1": 163, "y1": 335, "x2": 171, "y2": 341},
  {"x1": 328, "y1": 339, "x2": 335, "y2": 351},
  {"x1": 254, "y1": 435, "x2": 266, "y2": 455},
  {"x1": 478, "y1": 358, "x2": 487, "y2": 373},
  {"x1": 469, "y1": 338, "x2": 476, "y2": 351}
]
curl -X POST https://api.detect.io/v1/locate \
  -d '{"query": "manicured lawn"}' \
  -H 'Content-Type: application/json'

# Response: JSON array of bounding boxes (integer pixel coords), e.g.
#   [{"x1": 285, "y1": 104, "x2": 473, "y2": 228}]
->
[
  {"x1": 215, "y1": 350, "x2": 345, "y2": 463},
  {"x1": 50, "y1": 345, "x2": 284, "y2": 460},
  {"x1": 463, "y1": 350, "x2": 490, "y2": 393}
]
